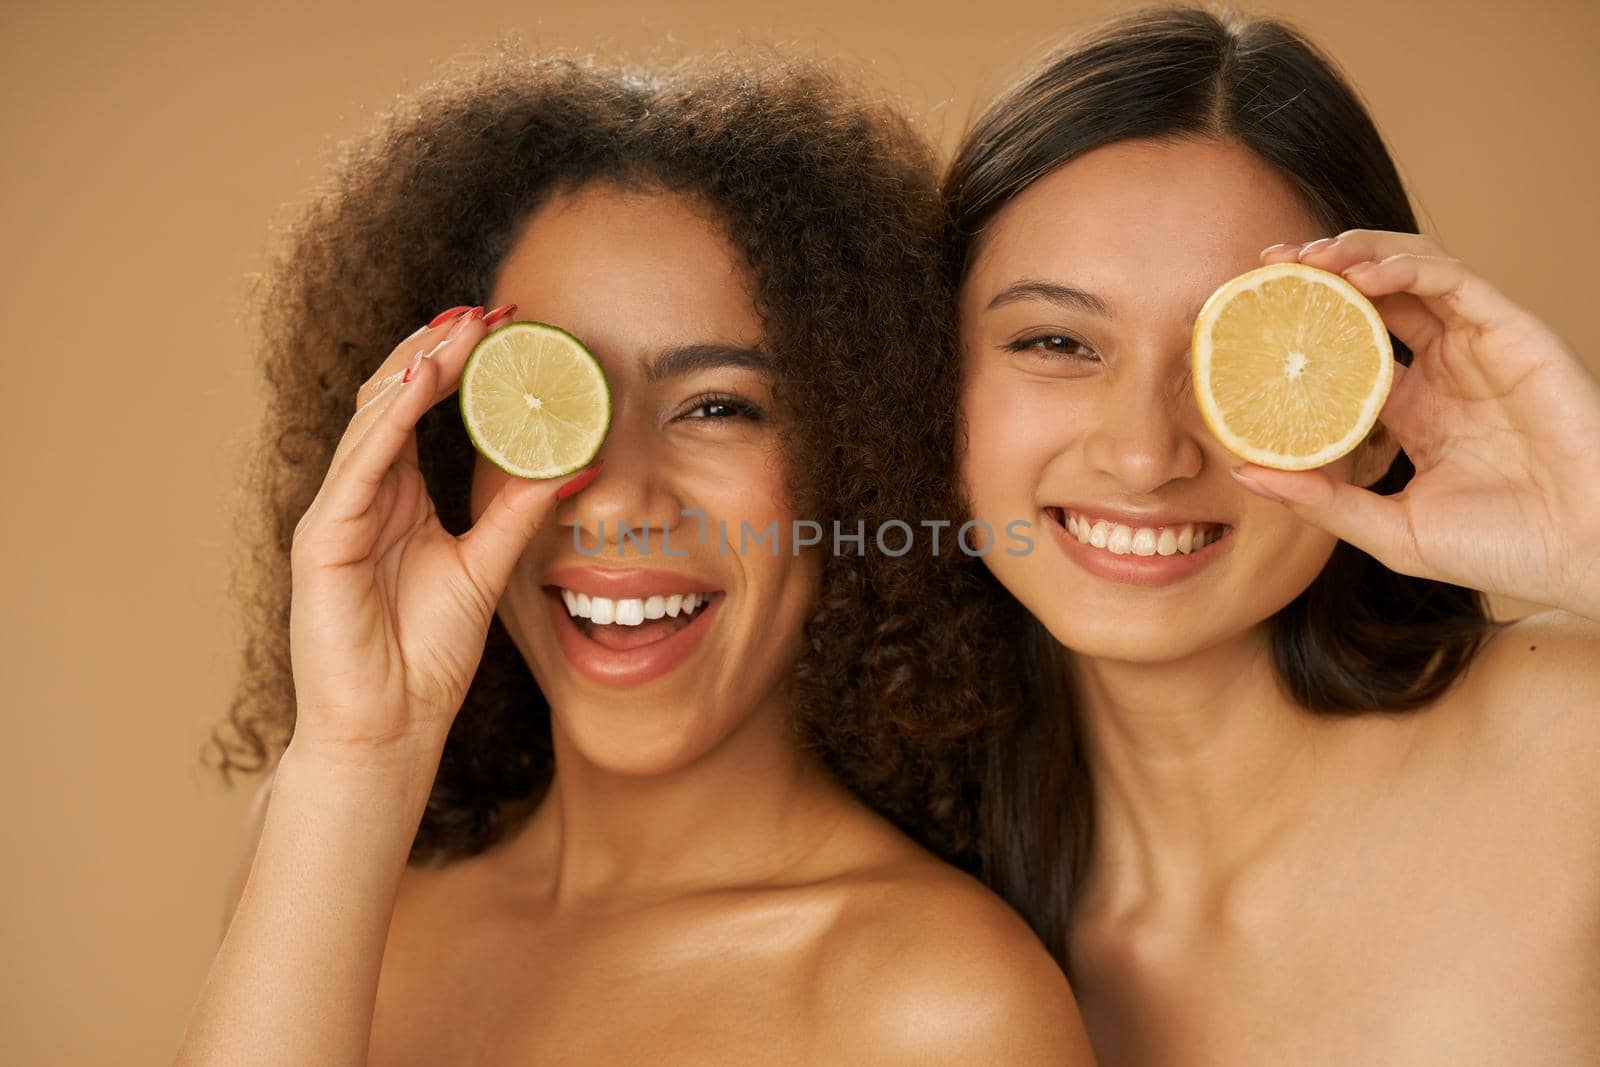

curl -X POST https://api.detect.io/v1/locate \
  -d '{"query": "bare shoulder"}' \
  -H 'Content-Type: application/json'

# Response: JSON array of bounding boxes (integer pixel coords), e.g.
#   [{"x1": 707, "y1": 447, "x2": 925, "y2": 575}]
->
[
  {"x1": 1452, "y1": 610, "x2": 1600, "y2": 757},
  {"x1": 1428, "y1": 611, "x2": 1600, "y2": 848},
  {"x1": 809, "y1": 849, "x2": 1094, "y2": 1065},
  {"x1": 220, "y1": 767, "x2": 277, "y2": 936}
]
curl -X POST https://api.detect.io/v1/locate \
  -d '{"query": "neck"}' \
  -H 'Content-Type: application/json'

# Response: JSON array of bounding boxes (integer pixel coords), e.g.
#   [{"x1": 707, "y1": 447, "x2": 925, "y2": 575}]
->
[
  {"x1": 1073, "y1": 626, "x2": 1331, "y2": 903},
  {"x1": 512, "y1": 689, "x2": 853, "y2": 904}
]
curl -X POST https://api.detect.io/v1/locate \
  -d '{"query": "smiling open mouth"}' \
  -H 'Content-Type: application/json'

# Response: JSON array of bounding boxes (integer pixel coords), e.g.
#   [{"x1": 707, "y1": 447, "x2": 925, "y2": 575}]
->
[
  {"x1": 551, "y1": 587, "x2": 723, "y2": 652},
  {"x1": 1043, "y1": 507, "x2": 1231, "y2": 557}
]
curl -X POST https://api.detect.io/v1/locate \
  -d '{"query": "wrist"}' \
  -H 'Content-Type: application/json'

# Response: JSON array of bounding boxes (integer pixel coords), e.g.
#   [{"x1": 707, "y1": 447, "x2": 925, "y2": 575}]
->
[{"x1": 279, "y1": 731, "x2": 446, "y2": 820}]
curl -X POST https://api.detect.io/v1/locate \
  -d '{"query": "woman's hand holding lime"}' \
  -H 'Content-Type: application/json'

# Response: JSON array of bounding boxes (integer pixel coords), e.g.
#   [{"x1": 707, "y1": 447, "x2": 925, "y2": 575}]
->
[
  {"x1": 287, "y1": 305, "x2": 578, "y2": 765},
  {"x1": 1238, "y1": 231, "x2": 1600, "y2": 618}
]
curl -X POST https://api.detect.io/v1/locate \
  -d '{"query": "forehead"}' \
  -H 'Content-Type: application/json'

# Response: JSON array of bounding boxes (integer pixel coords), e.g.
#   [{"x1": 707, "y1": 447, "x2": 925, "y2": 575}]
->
[
  {"x1": 492, "y1": 182, "x2": 761, "y2": 356},
  {"x1": 965, "y1": 138, "x2": 1324, "y2": 313}
]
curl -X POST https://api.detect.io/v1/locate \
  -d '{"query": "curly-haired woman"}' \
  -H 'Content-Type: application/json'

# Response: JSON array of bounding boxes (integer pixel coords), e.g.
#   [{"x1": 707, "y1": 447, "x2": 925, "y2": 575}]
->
[
  {"x1": 177, "y1": 54, "x2": 1093, "y2": 1065},
  {"x1": 939, "y1": 7, "x2": 1600, "y2": 1063}
]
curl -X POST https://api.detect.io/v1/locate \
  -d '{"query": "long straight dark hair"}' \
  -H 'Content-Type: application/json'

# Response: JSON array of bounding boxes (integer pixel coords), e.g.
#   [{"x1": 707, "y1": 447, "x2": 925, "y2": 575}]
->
[{"x1": 941, "y1": 5, "x2": 1496, "y2": 971}]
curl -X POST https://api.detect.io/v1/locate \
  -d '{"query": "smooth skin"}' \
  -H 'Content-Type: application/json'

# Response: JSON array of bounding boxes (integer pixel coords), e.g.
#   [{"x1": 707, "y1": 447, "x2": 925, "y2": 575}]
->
[
  {"x1": 179, "y1": 184, "x2": 1092, "y2": 1067},
  {"x1": 960, "y1": 137, "x2": 1600, "y2": 1065}
]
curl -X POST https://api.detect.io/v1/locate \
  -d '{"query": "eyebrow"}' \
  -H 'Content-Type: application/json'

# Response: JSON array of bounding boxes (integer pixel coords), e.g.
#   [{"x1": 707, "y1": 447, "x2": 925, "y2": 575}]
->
[
  {"x1": 643, "y1": 343, "x2": 773, "y2": 383},
  {"x1": 985, "y1": 278, "x2": 1114, "y2": 319}
]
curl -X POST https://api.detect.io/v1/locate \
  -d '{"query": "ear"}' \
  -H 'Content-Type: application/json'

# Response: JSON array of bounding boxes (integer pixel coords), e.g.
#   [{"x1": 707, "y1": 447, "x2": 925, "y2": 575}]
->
[{"x1": 1349, "y1": 421, "x2": 1401, "y2": 488}]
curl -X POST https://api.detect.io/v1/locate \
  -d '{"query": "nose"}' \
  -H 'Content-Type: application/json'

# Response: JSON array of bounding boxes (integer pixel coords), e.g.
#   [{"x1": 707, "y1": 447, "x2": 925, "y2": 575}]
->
[
  {"x1": 1080, "y1": 359, "x2": 1205, "y2": 494},
  {"x1": 560, "y1": 412, "x2": 685, "y2": 556}
]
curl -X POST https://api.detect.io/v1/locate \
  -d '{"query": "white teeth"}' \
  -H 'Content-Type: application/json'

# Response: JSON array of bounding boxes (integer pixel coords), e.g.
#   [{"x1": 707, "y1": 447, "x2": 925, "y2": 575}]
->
[
  {"x1": 1064, "y1": 514, "x2": 1221, "y2": 558},
  {"x1": 560, "y1": 588, "x2": 714, "y2": 624}
]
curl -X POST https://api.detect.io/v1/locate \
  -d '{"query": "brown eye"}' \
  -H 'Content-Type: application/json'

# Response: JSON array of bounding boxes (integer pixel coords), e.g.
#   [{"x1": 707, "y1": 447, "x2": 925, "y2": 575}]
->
[
  {"x1": 680, "y1": 393, "x2": 764, "y2": 421},
  {"x1": 1006, "y1": 334, "x2": 1098, "y2": 360}
]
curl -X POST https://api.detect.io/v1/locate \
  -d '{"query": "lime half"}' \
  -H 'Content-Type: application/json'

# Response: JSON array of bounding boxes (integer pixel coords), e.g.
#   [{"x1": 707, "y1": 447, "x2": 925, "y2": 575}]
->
[{"x1": 459, "y1": 322, "x2": 611, "y2": 479}]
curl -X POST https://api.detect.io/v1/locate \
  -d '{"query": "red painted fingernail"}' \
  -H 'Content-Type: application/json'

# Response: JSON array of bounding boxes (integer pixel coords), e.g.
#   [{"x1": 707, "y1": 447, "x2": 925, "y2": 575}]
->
[
  {"x1": 555, "y1": 460, "x2": 605, "y2": 499},
  {"x1": 402, "y1": 350, "x2": 425, "y2": 384},
  {"x1": 483, "y1": 303, "x2": 517, "y2": 328},
  {"x1": 445, "y1": 307, "x2": 483, "y2": 340},
  {"x1": 428, "y1": 305, "x2": 473, "y2": 329}
]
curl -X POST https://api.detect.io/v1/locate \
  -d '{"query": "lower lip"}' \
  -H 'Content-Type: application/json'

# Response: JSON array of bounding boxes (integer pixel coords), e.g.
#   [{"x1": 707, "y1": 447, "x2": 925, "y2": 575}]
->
[
  {"x1": 1046, "y1": 513, "x2": 1230, "y2": 587},
  {"x1": 547, "y1": 591, "x2": 721, "y2": 687}
]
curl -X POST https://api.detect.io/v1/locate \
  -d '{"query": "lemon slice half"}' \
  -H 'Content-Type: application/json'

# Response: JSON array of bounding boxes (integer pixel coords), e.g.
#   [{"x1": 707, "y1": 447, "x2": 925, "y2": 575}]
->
[{"x1": 1192, "y1": 262, "x2": 1393, "y2": 471}]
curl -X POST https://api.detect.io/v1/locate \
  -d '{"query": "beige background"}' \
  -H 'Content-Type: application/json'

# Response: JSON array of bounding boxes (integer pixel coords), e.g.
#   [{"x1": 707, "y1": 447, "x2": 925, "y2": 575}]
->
[{"x1": 3, "y1": 0, "x2": 1594, "y2": 1062}]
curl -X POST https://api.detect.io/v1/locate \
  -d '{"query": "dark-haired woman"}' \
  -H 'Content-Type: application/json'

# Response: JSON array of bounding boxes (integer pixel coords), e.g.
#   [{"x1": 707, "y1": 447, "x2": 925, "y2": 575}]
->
[
  {"x1": 177, "y1": 55, "x2": 1092, "y2": 1065},
  {"x1": 941, "y1": 7, "x2": 1600, "y2": 1063}
]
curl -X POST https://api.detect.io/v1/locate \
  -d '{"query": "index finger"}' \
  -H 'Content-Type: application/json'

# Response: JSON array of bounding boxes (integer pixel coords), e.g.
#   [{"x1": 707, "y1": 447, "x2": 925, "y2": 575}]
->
[
  {"x1": 350, "y1": 306, "x2": 473, "y2": 409},
  {"x1": 1261, "y1": 229, "x2": 1447, "y2": 273},
  {"x1": 403, "y1": 302, "x2": 517, "y2": 407}
]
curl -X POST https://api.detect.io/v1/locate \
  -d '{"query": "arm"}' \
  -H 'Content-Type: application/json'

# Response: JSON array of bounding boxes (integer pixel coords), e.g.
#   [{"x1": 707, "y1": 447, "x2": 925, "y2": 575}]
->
[
  {"x1": 219, "y1": 769, "x2": 273, "y2": 938},
  {"x1": 180, "y1": 740, "x2": 440, "y2": 1065},
  {"x1": 176, "y1": 304, "x2": 584, "y2": 1066}
]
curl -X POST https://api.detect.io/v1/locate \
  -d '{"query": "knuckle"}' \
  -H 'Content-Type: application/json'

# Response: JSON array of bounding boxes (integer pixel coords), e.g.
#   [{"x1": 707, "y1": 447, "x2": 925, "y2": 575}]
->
[
  {"x1": 291, "y1": 511, "x2": 329, "y2": 562},
  {"x1": 354, "y1": 373, "x2": 397, "y2": 410}
]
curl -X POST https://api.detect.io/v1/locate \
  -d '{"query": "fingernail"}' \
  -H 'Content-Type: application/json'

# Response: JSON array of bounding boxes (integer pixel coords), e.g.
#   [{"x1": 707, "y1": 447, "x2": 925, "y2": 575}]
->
[
  {"x1": 1300, "y1": 237, "x2": 1336, "y2": 256},
  {"x1": 555, "y1": 459, "x2": 604, "y2": 499},
  {"x1": 1230, "y1": 466, "x2": 1283, "y2": 502},
  {"x1": 444, "y1": 307, "x2": 483, "y2": 340},
  {"x1": 1261, "y1": 242, "x2": 1298, "y2": 255},
  {"x1": 483, "y1": 303, "x2": 517, "y2": 328},
  {"x1": 1342, "y1": 260, "x2": 1380, "y2": 275},
  {"x1": 428, "y1": 305, "x2": 473, "y2": 329},
  {"x1": 402, "y1": 350, "x2": 426, "y2": 384}
]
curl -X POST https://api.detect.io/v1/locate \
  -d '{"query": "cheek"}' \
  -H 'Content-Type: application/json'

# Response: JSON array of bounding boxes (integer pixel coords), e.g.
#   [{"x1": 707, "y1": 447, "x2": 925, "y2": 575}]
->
[
  {"x1": 693, "y1": 442, "x2": 790, "y2": 526},
  {"x1": 960, "y1": 361, "x2": 1086, "y2": 514},
  {"x1": 1233, "y1": 495, "x2": 1340, "y2": 610}
]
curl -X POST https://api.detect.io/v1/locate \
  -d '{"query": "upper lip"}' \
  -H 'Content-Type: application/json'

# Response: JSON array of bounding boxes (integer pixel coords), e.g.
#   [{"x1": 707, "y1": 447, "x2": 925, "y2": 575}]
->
[
  {"x1": 1048, "y1": 504, "x2": 1231, "y2": 528},
  {"x1": 542, "y1": 565, "x2": 724, "y2": 599}
]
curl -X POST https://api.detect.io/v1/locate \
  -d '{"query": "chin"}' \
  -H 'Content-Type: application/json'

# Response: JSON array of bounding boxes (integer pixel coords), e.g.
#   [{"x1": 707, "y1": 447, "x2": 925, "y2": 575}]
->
[
  {"x1": 550, "y1": 697, "x2": 740, "y2": 779},
  {"x1": 1011, "y1": 505, "x2": 1337, "y2": 642},
  {"x1": 1034, "y1": 608, "x2": 1222, "y2": 665}
]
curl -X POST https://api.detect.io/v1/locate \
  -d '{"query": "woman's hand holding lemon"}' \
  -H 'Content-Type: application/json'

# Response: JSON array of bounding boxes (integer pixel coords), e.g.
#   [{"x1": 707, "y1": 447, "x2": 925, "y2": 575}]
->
[{"x1": 1219, "y1": 231, "x2": 1600, "y2": 619}]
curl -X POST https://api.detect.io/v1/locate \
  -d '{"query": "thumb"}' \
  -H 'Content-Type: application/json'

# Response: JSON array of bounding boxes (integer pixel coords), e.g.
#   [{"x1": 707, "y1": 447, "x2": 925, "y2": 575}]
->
[
  {"x1": 1230, "y1": 464, "x2": 1417, "y2": 571},
  {"x1": 457, "y1": 460, "x2": 604, "y2": 599}
]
